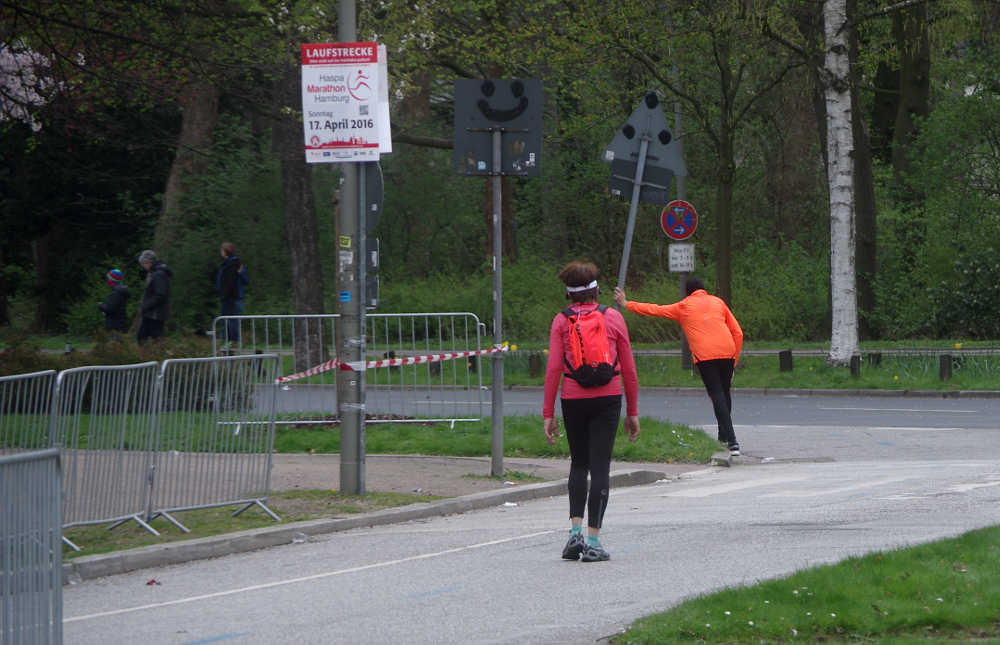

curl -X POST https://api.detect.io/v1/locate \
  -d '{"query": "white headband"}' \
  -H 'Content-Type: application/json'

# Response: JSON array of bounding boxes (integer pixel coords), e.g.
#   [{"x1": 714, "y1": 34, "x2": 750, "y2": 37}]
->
[{"x1": 566, "y1": 280, "x2": 598, "y2": 293}]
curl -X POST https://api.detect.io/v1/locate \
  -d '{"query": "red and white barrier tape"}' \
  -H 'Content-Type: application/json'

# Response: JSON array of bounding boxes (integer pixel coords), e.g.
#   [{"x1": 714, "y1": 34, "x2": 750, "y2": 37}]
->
[{"x1": 276, "y1": 345, "x2": 509, "y2": 383}]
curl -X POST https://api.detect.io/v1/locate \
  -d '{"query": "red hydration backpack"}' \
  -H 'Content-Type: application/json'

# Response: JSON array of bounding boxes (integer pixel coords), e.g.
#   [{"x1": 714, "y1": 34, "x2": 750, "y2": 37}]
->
[{"x1": 560, "y1": 305, "x2": 620, "y2": 387}]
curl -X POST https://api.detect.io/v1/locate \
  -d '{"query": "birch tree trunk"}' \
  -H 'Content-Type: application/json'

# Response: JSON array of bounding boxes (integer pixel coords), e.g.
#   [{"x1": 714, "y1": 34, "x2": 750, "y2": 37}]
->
[{"x1": 824, "y1": 0, "x2": 859, "y2": 366}]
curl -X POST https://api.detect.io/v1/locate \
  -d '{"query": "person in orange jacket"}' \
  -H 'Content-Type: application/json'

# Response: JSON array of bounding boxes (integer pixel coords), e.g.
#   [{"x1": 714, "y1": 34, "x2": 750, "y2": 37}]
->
[{"x1": 614, "y1": 278, "x2": 744, "y2": 455}]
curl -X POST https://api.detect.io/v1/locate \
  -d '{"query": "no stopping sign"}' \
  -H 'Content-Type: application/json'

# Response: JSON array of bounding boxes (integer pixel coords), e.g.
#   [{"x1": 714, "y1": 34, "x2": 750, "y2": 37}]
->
[{"x1": 661, "y1": 200, "x2": 698, "y2": 241}]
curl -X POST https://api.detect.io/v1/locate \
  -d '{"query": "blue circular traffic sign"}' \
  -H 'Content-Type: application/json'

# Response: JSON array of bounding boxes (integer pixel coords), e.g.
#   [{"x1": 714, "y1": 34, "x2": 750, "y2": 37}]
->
[{"x1": 661, "y1": 200, "x2": 698, "y2": 240}]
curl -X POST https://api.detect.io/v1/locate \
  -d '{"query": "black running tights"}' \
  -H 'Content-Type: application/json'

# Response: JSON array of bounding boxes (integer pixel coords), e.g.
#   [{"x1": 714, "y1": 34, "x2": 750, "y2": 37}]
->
[
  {"x1": 697, "y1": 358, "x2": 737, "y2": 446},
  {"x1": 561, "y1": 395, "x2": 622, "y2": 529}
]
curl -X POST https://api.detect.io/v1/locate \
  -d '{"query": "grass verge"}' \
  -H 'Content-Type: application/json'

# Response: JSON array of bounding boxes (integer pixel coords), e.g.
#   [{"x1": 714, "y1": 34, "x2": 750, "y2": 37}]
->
[
  {"x1": 616, "y1": 525, "x2": 1000, "y2": 645},
  {"x1": 63, "y1": 490, "x2": 444, "y2": 560},
  {"x1": 273, "y1": 414, "x2": 719, "y2": 463}
]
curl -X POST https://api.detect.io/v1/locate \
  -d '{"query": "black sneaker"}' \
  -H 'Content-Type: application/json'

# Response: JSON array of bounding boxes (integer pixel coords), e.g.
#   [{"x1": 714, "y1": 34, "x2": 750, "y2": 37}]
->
[
  {"x1": 561, "y1": 532, "x2": 586, "y2": 560},
  {"x1": 580, "y1": 542, "x2": 610, "y2": 562},
  {"x1": 729, "y1": 443, "x2": 741, "y2": 456}
]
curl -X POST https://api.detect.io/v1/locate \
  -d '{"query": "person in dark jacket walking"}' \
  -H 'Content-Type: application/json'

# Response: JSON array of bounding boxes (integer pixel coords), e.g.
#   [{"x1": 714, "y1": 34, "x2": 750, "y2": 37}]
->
[
  {"x1": 136, "y1": 250, "x2": 173, "y2": 343},
  {"x1": 97, "y1": 269, "x2": 130, "y2": 336},
  {"x1": 216, "y1": 242, "x2": 248, "y2": 346}
]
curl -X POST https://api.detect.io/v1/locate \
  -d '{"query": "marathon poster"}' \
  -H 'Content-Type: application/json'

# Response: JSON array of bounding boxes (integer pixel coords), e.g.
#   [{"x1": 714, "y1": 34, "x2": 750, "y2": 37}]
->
[{"x1": 301, "y1": 43, "x2": 380, "y2": 163}]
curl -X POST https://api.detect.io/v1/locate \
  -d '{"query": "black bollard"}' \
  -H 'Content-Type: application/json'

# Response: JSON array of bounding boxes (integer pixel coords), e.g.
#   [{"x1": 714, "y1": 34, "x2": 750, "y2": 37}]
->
[
  {"x1": 528, "y1": 353, "x2": 542, "y2": 379},
  {"x1": 939, "y1": 354, "x2": 952, "y2": 382},
  {"x1": 779, "y1": 349, "x2": 793, "y2": 372},
  {"x1": 850, "y1": 354, "x2": 861, "y2": 377}
]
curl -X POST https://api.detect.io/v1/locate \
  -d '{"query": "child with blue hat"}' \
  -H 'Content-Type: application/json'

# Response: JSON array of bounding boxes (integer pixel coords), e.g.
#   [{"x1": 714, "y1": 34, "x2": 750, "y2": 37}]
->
[{"x1": 98, "y1": 269, "x2": 131, "y2": 335}]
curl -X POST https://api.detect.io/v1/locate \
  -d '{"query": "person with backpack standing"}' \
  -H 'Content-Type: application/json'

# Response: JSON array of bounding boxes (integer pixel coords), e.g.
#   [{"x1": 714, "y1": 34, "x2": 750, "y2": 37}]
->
[
  {"x1": 543, "y1": 261, "x2": 640, "y2": 562},
  {"x1": 216, "y1": 242, "x2": 249, "y2": 348},
  {"x1": 614, "y1": 278, "x2": 744, "y2": 456}
]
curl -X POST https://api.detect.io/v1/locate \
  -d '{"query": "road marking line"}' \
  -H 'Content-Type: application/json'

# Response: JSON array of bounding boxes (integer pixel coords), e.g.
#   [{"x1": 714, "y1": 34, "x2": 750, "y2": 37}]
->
[
  {"x1": 659, "y1": 475, "x2": 809, "y2": 497},
  {"x1": 947, "y1": 481, "x2": 1000, "y2": 493},
  {"x1": 180, "y1": 634, "x2": 251, "y2": 645},
  {"x1": 760, "y1": 475, "x2": 917, "y2": 498},
  {"x1": 64, "y1": 531, "x2": 556, "y2": 623},
  {"x1": 817, "y1": 407, "x2": 975, "y2": 413}
]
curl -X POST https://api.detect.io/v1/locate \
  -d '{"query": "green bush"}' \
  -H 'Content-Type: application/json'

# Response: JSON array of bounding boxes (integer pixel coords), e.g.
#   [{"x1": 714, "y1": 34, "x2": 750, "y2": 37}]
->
[
  {"x1": 930, "y1": 249, "x2": 1000, "y2": 339},
  {"x1": 0, "y1": 332, "x2": 212, "y2": 377}
]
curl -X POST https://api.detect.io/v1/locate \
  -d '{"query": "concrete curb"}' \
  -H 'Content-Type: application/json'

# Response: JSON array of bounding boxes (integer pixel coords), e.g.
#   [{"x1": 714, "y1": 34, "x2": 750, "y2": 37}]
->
[{"x1": 62, "y1": 467, "x2": 668, "y2": 584}]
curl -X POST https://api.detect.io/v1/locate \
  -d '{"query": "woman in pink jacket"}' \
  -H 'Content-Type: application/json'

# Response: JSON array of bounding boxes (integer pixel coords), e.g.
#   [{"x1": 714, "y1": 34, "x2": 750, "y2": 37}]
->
[
  {"x1": 544, "y1": 262, "x2": 640, "y2": 562},
  {"x1": 615, "y1": 277, "x2": 744, "y2": 455}
]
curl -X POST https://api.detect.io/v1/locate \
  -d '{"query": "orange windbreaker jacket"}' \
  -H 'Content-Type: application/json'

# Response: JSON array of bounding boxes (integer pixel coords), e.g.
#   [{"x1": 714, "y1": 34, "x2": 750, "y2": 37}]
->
[{"x1": 625, "y1": 290, "x2": 743, "y2": 365}]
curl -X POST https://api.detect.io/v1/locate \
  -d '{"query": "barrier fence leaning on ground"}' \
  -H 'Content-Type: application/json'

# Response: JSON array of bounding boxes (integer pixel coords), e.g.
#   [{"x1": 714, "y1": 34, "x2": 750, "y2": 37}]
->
[
  {"x1": 212, "y1": 313, "x2": 487, "y2": 424},
  {"x1": 1, "y1": 370, "x2": 56, "y2": 457},
  {"x1": 0, "y1": 448, "x2": 63, "y2": 645}
]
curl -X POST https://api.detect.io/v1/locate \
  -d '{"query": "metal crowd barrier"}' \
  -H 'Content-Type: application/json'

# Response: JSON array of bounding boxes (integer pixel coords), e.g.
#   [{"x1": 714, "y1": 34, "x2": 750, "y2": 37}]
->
[
  {"x1": 42, "y1": 356, "x2": 280, "y2": 548},
  {"x1": 365, "y1": 313, "x2": 486, "y2": 424},
  {"x1": 0, "y1": 371, "x2": 55, "y2": 457},
  {"x1": 212, "y1": 313, "x2": 487, "y2": 424},
  {"x1": 50, "y1": 363, "x2": 161, "y2": 544},
  {"x1": 212, "y1": 314, "x2": 337, "y2": 421},
  {"x1": 147, "y1": 354, "x2": 279, "y2": 531},
  {"x1": 0, "y1": 449, "x2": 62, "y2": 645}
]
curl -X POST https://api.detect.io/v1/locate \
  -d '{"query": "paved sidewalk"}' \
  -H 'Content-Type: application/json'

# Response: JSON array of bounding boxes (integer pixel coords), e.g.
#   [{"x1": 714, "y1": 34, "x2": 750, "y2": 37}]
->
[{"x1": 63, "y1": 456, "x2": 704, "y2": 584}]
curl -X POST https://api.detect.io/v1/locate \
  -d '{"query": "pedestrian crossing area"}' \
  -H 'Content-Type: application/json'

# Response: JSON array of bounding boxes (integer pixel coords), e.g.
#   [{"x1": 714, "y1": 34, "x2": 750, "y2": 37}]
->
[{"x1": 657, "y1": 461, "x2": 1000, "y2": 502}]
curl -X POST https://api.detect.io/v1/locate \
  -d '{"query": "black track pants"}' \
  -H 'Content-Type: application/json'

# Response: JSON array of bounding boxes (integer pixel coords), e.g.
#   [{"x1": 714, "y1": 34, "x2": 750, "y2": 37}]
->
[
  {"x1": 561, "y1": 395, "x2": 622, "y2": 529},
  {"x1": 697, "y1": 358, "x2": 737, "y2": 446}
]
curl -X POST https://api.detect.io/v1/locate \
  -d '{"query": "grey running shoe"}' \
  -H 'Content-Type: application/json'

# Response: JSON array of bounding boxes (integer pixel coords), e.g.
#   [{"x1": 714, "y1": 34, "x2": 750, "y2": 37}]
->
[
  {"x1": 729, "y1": 443, "x2": 741, "y2": 456},
  {"x1": 580, "y1": 543, "x2": 610, "y2": 562},
  {"x1": 562, "y1": 532, "x2": 586, "y2": 560}
]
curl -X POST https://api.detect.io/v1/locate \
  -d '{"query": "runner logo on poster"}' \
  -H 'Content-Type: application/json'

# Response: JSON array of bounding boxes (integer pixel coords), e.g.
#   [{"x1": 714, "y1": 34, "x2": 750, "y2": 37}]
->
[{"x1": 301, "y1": 43, "x2": 380, "y2": 162}]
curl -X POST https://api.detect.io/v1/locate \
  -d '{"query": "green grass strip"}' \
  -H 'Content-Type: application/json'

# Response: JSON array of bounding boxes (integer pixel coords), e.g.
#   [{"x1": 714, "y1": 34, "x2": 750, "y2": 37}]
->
[
  {"x1": 618, "y1": 525, "x2": 1000, "y2": 645},
  {"x1": 273, "y1": 414, "x2": 719, "y2": 464}
]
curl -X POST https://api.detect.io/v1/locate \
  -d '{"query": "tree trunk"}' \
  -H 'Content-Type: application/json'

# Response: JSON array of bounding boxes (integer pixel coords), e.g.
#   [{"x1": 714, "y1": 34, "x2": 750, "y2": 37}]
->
[
  {"x1": 28, "y1": 229, "x2": 56, "y2": 333},
  {"x1": 714, "y1": 143, "x2": 735, "y2": 307},
  {"x1": 891, "y1": 4, "x2": 931, "y2": 192},
  {"x1": 824, "y1": 0, "x2": 860, "y2": 366},
  {"x1": 869, "y1": 60, "x2": 899, "y2": 164},
  {"x1": 542, "y1": 77, "x2": 568, "y2": 259},
  {"x1": 153, "y1": 80, "x2": 220, "y2": 255},
  {"x1": 851, "y1": 28, "x2": 878, "y2": 341},
  {"x1": 274, "y1": 68, "x2": 326, "y2": 371},
  {"x1": 0, "y1": 242, "x2": 8, "y2": 326},
  {"x1": 713, "y1": 38, "x2": 736, "y2": 307}
]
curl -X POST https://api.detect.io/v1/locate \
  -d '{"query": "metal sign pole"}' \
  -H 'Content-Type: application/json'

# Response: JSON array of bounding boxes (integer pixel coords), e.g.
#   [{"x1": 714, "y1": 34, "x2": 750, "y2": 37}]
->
[
  {"x1": 338, "y1": 0, "x2": 364, "y2": 495},
  {"x1": 674, "y1": 96, "x2": 693, "y2": 371},
  {"x1": 615, "y1": 114, "x2": 652, "y2": 307},
  {"x1": 490, "y1": 127, "x2": 504, "y2": 477}
]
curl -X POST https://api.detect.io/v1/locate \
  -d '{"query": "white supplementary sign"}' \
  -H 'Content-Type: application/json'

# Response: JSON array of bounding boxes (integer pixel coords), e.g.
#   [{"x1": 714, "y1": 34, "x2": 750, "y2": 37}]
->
[
  {"x1": 301, "y1": 42, "x2": 383, "y2": 163},
  {"x1": 669, "y1": 243, "x2": 695, "y2": 273}
]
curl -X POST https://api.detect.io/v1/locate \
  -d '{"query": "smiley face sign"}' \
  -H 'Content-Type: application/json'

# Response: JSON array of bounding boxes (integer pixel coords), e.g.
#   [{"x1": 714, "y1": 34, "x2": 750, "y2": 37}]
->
[{"x1": 453, "y1": 78, "x2": 543, "y2": 178}]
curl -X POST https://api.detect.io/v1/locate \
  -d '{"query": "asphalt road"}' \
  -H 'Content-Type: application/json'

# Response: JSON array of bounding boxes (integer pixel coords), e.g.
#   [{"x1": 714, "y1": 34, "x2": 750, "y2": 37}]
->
[{"x1": 63, "y1": 394, "x2": 1000, "y2": 645}]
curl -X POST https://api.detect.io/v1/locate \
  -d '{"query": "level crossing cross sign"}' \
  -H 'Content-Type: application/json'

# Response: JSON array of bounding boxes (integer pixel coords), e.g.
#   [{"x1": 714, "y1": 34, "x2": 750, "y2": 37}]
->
[{"x1": 661, "y1": 200, "x2": 698, "y2": 241}]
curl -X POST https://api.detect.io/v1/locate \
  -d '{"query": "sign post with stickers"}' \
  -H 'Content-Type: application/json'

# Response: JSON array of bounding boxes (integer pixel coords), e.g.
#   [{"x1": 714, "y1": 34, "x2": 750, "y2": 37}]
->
[
  {"x1": 301, "y1": 34, "x2": 392, "y2": 495},
  {"x1": 453, "y1": 78, "x2": 543, "y2": 477}
]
